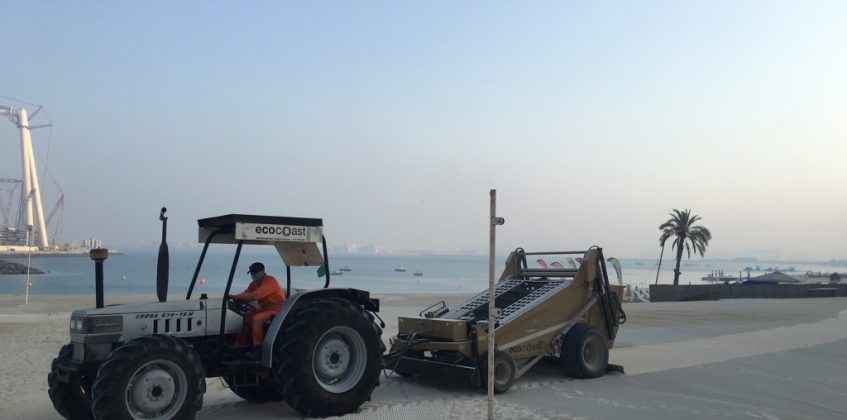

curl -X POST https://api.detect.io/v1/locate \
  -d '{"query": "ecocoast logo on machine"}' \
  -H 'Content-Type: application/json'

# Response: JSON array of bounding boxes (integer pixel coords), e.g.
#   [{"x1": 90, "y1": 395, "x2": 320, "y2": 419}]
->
[{"x1": 236, "y1": 222, "x2": 321, "y2": 242}]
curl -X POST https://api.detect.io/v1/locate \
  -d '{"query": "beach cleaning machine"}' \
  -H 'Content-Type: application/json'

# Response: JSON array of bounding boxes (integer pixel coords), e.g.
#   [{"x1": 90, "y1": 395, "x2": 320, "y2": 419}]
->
[{"x1": 385, "y1": 247, "x2": 626, "y2": 392}]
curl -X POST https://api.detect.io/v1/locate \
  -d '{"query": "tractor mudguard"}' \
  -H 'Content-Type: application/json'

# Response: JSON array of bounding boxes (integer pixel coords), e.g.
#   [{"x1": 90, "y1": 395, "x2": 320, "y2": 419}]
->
[{"x1": 261, "y1": 288, "x2": 379, "y2": 368}]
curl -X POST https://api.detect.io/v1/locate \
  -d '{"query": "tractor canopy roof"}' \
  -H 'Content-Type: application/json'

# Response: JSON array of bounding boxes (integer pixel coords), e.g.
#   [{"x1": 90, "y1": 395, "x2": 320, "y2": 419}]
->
[{"x1": 197, "y1": 214, "x2": 325, "y2": 267}]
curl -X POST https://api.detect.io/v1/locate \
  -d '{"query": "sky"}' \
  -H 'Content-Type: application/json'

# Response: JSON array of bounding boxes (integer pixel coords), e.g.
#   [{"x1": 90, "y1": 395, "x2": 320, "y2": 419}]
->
[{"x1": 1, "y1": 1, "x2": 845, "y2": 260}]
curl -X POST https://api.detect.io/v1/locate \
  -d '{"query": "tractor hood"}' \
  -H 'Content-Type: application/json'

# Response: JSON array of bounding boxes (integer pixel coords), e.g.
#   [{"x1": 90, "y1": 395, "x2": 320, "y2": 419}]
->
[{"x1": 72, "y1": 298, "x2": 222, "y2": 317}]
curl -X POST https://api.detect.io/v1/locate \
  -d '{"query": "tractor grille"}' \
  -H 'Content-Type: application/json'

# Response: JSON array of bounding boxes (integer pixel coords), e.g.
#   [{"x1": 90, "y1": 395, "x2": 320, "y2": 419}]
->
[{"x1": 153, "y1": 317, "x2": 194, "y2": 334}]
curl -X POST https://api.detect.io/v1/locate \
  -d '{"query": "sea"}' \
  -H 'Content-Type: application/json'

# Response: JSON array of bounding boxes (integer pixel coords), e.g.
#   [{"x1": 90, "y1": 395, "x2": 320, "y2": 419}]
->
[{"x1": 1, "y1": 247, "x2": 844, "y2": 298}]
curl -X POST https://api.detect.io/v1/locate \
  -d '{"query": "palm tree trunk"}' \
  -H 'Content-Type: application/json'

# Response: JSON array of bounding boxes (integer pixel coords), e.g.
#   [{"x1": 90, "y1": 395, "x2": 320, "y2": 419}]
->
[
  {"x1": 672, "y1": 237, "x2": 685, "y2": 285},
  {"x1": 654, "y1": 244, "x2": 665, "y2": 285}
]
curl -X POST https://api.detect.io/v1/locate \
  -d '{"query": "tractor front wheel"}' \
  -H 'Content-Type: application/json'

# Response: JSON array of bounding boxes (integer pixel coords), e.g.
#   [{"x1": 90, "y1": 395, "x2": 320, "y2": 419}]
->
[
  {"x1": 90, "y1": 335, "x2": 205, "y2": 420},
  {"x1": 48, "y1": 344, "x2": 94, "y2": 420}
]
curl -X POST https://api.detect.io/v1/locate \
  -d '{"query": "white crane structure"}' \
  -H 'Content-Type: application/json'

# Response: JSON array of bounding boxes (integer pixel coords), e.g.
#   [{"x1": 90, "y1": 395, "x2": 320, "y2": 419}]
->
[{"x1": 1, "y1": 104, "x2": 50, "y2": 250}]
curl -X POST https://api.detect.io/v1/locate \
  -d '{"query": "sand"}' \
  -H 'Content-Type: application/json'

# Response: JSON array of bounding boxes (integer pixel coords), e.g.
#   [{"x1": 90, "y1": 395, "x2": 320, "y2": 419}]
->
[{"x1": 1, "y1": 294, "x2": 846, "y2": 419}]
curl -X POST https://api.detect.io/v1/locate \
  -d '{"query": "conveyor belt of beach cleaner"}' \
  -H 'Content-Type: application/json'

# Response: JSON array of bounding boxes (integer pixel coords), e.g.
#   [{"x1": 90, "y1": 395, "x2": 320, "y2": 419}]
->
[{"x1": 397, "y1": 267, "x2": 578, "y2": 341}]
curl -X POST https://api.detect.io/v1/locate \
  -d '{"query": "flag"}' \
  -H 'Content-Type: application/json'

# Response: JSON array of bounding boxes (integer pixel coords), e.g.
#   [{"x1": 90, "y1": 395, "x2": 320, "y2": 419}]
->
[
  {"x1": 607, "y1": 257, "x2": 623, "y2": 286},
  {"x1": 566, "y1": 258, "x2": 576, "y2": 269}
]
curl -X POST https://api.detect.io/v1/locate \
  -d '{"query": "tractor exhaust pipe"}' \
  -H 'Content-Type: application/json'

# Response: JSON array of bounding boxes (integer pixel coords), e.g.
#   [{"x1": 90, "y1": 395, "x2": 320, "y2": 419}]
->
[
  {"x1": 89, "y1": 248, "x2": 109, "y2": 308},
  {"x1": 156, "y1": 207, "x2": 169, "y2": 302}
]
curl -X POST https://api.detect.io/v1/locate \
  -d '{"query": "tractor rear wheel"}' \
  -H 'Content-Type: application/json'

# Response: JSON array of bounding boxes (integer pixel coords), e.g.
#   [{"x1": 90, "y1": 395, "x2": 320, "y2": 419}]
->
[
  {"x1": 478, "y1": 351, "x2": 516, "y2": 394},
  {"x1": 560, "y1": 323, "x2": 608, "y2": 379},
  {"x1": 273, "y1": 298, "x2": 382, "y2": 417},
  {"x1": 48, "y1": 344, "x2": 94, "y2": 420},
  {"x1": 223, "y1": 375, "x2": 283, "y2": 402},
  {"x1": 90, "y1": 335, "x2": 205, "y2": 420}
]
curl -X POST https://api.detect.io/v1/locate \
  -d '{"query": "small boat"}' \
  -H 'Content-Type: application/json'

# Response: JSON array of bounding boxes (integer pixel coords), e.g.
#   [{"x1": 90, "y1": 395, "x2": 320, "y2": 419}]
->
[
  {"x1": 394, "y1": 266, "x2": 406, "y2": 272},
  {"x1": 701, "y1": 270, "x2": 737, "y2": 283},
  {"x1": 413, "y1": 271, "x2": 423, "y2": 277},
  {"x1": 331, "y1": 269, "x2": 343, "y2": 275},
  {"x1": 339, "y1": 265, "x2": 352, "y2": 272}
]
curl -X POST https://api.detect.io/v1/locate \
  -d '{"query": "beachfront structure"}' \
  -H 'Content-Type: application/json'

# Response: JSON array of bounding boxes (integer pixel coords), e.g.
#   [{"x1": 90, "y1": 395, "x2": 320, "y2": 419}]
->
[
  {"x1": 0, "y1": 105, "x2": 49, "y2": 249},
  {"x1": 746, "y1": 271, "x2": 802, "y2": 284}
]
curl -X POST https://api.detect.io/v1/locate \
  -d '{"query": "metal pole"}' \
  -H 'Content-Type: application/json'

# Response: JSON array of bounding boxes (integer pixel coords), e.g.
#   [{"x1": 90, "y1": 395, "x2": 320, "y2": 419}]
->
[
  {"x1": 654, "y1": 244, "x2": 665, "y2": 285},
  {"x1": 487, "y1": 189, "x2": 505, "y2": 420},
  {"x1": 25, "y1": 226, "x2": 31, "y2": 304}
]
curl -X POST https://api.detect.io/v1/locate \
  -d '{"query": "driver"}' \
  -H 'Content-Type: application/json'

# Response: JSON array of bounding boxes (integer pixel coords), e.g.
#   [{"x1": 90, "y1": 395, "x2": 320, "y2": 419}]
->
[{"x1": 229, "y1": 262, "x2": 286, "y2": 356}]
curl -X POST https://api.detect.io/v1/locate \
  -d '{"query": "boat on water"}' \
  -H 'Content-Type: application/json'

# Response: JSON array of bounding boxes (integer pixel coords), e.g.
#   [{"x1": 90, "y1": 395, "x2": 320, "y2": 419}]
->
[
  {"x1": 701, "y1": 274, "x2": 738, "y2": 283},
  {"x1": 701, "y1": 270, "x2": 738, "y2": 283},
  {"x1": 331, "y1": 269, "x2": 343, "y2": 275},
  {"x1": 394, "y1": 266, "x2": 406, "y2": 272},
  {"x1": 413, "y1": 271, "x2": 423, "y2": 277},
  {"x1": 339, "y1": 265, "x2": 352, "y2": 272}
]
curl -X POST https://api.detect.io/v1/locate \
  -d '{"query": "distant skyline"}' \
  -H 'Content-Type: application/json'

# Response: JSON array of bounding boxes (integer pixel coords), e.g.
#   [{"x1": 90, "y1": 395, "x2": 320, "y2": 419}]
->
[{"x1": 2, "y1": 1, "x2": 845, "y2": 260}]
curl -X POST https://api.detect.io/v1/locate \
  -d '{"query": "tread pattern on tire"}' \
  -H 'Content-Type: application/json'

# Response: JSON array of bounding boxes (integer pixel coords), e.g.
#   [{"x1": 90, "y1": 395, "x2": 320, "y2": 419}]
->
[
  {"x1": 273, "y1": 298, "x2": 383, "y2": 417},
  {"x1": 560, "y1": 323, "x2": 608, "y2": 379},
  {"x1": 90, "y1": 334, "x2": 206, "y2": 420},
  {"x1": 48, "y1": 343, "x2": 94, "y2": 420}
]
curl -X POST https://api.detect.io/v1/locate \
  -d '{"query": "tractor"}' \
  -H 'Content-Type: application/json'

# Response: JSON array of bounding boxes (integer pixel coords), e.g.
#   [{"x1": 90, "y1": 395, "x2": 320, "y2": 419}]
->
[{"x1": 48, "y1": 211, "x2": 385, "y2": 419}]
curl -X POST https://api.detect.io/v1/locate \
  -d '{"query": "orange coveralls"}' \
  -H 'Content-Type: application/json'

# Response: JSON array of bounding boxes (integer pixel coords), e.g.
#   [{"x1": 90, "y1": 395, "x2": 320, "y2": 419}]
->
[{"x1": 233, "y1": 275, "x2": 286, "y2": 349}]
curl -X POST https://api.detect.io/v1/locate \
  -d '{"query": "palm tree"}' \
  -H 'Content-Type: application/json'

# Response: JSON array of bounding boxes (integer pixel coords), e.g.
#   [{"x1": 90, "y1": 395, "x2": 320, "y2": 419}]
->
[{"x1": 658, "y1": 209, "x2": 712, "y2": 285}]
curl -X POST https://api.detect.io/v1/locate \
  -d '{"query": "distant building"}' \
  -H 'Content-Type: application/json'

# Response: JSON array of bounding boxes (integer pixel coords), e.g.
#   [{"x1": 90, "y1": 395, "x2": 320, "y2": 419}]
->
[{"x1": 81, "y1": 238, "x2": 103, "y2": 249}]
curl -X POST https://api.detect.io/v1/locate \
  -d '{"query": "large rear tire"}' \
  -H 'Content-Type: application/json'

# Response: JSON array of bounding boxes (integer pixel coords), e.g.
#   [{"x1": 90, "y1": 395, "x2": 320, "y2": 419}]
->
[
  {"x1": 273, "y1": 298, "x2": 383, "y2": 417},
  {"x1": 222, "y1": 375, "x2": 283, "y2": 402},
  {"x1": 90, "y1": 335, "x2": 205, "y2": 420},
  {"x1": 48, "y1": 344, "x2": 94, "y2": 420},
  {"x1": 560, "y1": 323, "x2": 608, "y2": 379}
]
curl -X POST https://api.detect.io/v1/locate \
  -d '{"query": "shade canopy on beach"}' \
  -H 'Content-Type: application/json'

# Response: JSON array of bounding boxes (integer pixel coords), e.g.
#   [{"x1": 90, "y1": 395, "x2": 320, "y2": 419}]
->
[{"x1": 746, "y1": 271, "x2": 801, "y2": 284}]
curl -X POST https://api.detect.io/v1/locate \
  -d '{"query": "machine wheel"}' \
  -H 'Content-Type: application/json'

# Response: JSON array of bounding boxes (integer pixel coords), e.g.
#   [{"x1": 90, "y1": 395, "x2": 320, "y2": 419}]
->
[
  {"x1": 478, "y1": 351, "x2": 516, "y2": 394},
  {"x1": 90, "y1": 335, "x2": 205, "y2": 420},
  {"x1": 222, "y1": 375, "x2": 283, "y2": 402},
  {"x1": 273, "y1": 298, "x2": 383, "y2": 417},
  {"x1": 560, "y1": 323, "x2": 608, "y2": 379},
  {"x1": 48, "y1": 344, "x2": 94, "y2": 420}
]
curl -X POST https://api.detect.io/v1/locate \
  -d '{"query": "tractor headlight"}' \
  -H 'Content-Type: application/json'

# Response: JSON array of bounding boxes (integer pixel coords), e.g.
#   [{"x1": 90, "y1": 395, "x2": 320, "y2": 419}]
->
[
  {"x1": 70, "y1": 316, "x2": 86, "y2": 333},
  {"x1": 87, "y1": 316, "x2": 123, "y2": 333}
]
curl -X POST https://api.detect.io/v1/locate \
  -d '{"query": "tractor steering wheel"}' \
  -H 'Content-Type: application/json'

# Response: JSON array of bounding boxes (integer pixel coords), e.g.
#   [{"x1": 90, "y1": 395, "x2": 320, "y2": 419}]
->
[{"x1": 227, "y1": 296, "x2": 256, "y2": 316}]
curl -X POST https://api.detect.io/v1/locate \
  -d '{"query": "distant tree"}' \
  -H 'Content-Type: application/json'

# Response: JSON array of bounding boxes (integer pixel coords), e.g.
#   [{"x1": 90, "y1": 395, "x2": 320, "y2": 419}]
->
[
  {"x1": 658, "y1": 209, "x2": 712, "y2": 285},
  {"x1": 830, "y1": 272, "x2": 842, "y2": 284}
]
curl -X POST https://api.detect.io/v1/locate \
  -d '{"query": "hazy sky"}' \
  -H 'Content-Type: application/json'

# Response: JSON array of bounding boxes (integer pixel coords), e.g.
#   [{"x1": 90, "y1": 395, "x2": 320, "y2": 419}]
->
[{"x1": 1, "y1": 1, "x2": 845, "y2": 260}]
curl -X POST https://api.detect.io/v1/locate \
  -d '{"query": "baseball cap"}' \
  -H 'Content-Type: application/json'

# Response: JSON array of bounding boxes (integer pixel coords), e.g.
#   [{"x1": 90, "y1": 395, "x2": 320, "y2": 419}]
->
[{"x1": 247, "y1": 262, "x2": 265, "y2": 274}]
